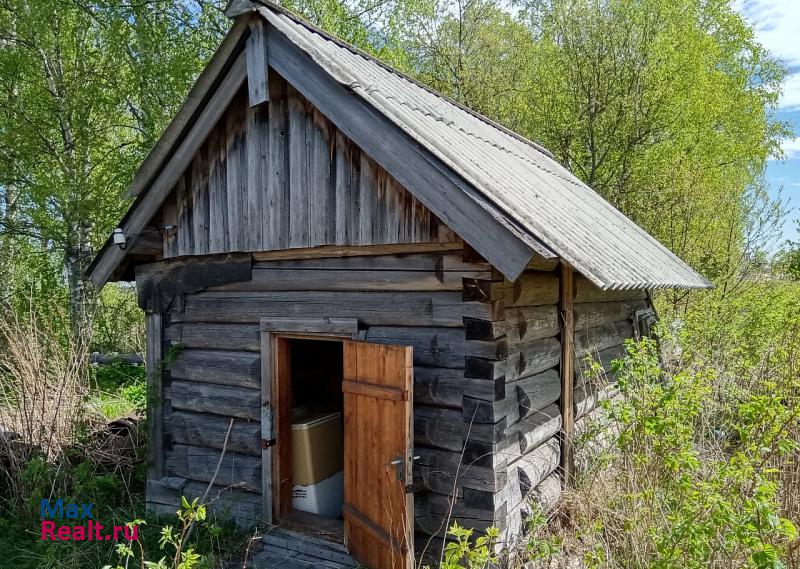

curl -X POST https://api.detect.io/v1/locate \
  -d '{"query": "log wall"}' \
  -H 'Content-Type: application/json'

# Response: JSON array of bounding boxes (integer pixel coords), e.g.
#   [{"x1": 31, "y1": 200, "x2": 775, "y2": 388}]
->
[{"x1": 141, "y1": 248, "x2": 651, "y2": 551}]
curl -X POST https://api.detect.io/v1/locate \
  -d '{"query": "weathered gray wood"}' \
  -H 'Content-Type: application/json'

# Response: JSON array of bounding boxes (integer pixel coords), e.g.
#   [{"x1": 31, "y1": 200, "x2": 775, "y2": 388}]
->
[
  {"x1": 176, "y1": 177, "x2": 193, "y2": 256},
  {"x1": 574, "y1": 299, "x2": 647, "y2": 331},
  {"x1": 414, "y1": 406, "x2": 467, "y2": 452},
  {"x1": 190, "y1": 151, "x2": 209, "y2": 255},
  {"x1": 259, "y1": 316, "x2": 358, "y2": 336},
  {"x1": 505, "y1": 305, "x2": 559, "y2": 345},
  {"x1": 162, "y1": 193, "x2": 178, "y2": 258},
  {"x1": 309, "y1": 107, "x2": 334, "y2": 246},
  {"x1": 166, "y1": 380, "x2": 260, "y2": 420},
  {"x1": 264, "y1": 21, "x2": 547, "y2": 280},
  {"x1": 135, "y1": 253, "x2": 251, "y2": 313},
  {"x1": 250, "y1": 242, "x2": 463, "y2": 262},
  {"x1": 365, "y1": 326, "x2": 503, "y2": 368},
  {"x1": 265, "y1": 70, "x2": 288, "y2": 249},
  {"x1": 506, "y1": 336, "x2": 561, "y2": 382},
  {"x1": 414, "y1": 367, "x2": 498, "y2": 407},
  {"x1": 574, "y1": 276, "x2": 648, "y2": 303},
  {"x1": 181, "y1": 481, "x2": 262, "y2": 528},
  {"x1": 211, "y1": 267, "x2": 490, "y2": 292},
  {"x1": 246, "y1": 19, "x2": 269, "y2": 106},
  {"x1": 463, "y1": 368, "x2": 560, "y2": 425},
  {"x1": 146, "y1": 313, "x2": 164, "y2": 480},
  {"x1": 207, "y1": 127, "x2": 229, "y2": 254},
  {"x1": 414, "y1": 446, "x2": 506, "y2": 489},
  {"x1": 165, "y1": 323, "x2": 261, "y2": 351},
  {"x1": 514, "y1": 403, "x2": 561, "y2": 455},
  {"x1": 575, "y1": 380, "x2": 620, "y2": 420},
  {"x1": 146, "y1": 477, "x2": 187, "y2": 507},
  {"x1": 246, "y1": 105, "x2": 267, "y2": 250},
  {"x1": 333, "y1": 131, "x2": 352, "y2": 245},
  {"x1": 288, "y1": 85, "x2": 309, "y2": 247},
  {"x1": 168, "y1": 349, "x2": 260, "y2": 389},
  {"x1": 227, "y1": 100, "x2": 248, "y2": 250},
  {"x1": 463, "y1": 317, "x2": 505, "y2": 341},
  {"x1": 575, "y1": 344, "x2": 625, "y2": 386},
  {"x1": 514, "y1": 437, "x2": 560, "y2": 495},
  {"x1": 252, "y1": 251, "x2": 486, "y2": 272},
  {"x1": 504, "y1": 272, "x2": 559, "y2": 307},
  {"x1": 575, "y1": 320, "x2": 634, "y2": 357},
  {"x1": 166, "y1": 444, "x2": 261, "y2": 491},
  {"x1": 168, "y1": 410, "x2": 260, "y2": 456},
  {"x1": 178, "y1": 290, "x2": 493, "y2": 327}
]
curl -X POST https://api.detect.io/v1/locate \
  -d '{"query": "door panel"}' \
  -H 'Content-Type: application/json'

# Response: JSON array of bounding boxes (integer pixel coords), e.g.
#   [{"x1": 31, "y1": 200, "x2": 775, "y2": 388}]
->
[{"x1": 343, "y1": 341, "x2": 413, "y2": 569}]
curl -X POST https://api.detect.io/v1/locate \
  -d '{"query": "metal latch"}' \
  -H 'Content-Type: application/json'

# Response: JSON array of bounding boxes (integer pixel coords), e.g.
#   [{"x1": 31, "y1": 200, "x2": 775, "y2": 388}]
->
[
  {"x1": 390, "y1": 454, "x2": 420, "y2": 482},
  {"x1": 261, "y1": 404, "x2": 274, "y2": 451}
]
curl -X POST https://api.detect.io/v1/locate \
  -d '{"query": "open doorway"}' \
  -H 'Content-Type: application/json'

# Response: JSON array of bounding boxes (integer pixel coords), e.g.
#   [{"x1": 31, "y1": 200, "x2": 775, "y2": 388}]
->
[{"x1": 275, "y1": 337, "x2": 346, "y2": 542}]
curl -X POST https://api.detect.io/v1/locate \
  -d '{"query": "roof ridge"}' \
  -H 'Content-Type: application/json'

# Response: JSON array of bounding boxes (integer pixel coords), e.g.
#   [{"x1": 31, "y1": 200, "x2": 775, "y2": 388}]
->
[{"x1": 252, "y1": 0, "x2": 559, "y2": 163}]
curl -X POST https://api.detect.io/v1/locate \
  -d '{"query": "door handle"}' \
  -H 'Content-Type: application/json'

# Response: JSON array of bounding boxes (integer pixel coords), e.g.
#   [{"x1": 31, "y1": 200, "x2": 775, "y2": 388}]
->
[{"x1": 390, "y1": 455, "x2": 420, "y2": 481}]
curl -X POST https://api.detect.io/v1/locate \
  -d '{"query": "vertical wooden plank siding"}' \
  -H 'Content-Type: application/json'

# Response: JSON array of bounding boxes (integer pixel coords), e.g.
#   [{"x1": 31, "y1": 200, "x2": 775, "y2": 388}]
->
[
  {"x1": 266, "y1": 73, "x2": 288, "y2": 249},
  {"x1": 146, "y1": 313, "x2": 164, "y2": 480},
  {"x1": 559, "y1": 264, "x2": 575, "y2": 486},
  {"x1": 288, "y1": 85, "x2": 309, "y2": 247},
  {"x1": 208, "y1": 126, "x2": 229, "y2": 253},
  {"x1": 246, "y1": 105, "x2": 266, "y2": 250}
]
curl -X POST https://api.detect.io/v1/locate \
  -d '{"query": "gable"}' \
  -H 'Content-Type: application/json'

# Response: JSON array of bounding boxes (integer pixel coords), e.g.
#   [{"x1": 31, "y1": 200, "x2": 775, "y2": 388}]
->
[
  {"x1": 89, "y1": 3, "x2": 712, "y2": 291},
  {"x1": 157, "y1": 75, "x2": 455, "y2": 261}
]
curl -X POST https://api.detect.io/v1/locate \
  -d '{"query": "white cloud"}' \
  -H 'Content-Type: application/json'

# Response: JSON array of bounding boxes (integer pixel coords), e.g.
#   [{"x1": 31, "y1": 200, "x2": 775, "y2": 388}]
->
[
  {"x1": 735, "y1": 0, "x2": 800, "y2": 109},
  {"x1": 776, "y1": 136, "x2": 800, "y2": 159},
  {"x1": 779, "y1": 73, "x2": 800, "y2": 110},
  {"x1": 736, "y1": 0, "x2": 800, "y2": 67}
]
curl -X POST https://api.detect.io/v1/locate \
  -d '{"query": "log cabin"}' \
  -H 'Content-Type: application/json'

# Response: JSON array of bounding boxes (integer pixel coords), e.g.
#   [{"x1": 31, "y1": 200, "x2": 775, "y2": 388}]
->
[{"x1": 87, "y1": 1, "x2": 712, "y2": 567}]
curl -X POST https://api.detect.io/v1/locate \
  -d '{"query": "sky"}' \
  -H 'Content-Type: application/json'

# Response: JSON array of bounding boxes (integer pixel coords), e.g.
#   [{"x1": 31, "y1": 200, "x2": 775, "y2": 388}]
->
[{"x1": 735, "y1": 0, "x2": 800, "y2": 245}]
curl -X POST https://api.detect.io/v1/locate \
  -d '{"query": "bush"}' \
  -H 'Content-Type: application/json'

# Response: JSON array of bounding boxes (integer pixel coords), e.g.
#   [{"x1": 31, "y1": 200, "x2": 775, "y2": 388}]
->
[{"x1": 564, "y1": 328, "x2": 799, "y2": 569}]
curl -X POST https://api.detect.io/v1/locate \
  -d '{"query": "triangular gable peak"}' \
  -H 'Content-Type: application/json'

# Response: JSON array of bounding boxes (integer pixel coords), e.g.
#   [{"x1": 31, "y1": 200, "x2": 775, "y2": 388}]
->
[
  {"x1": 89, "y1": 9, "x2": 542, "y2": 287},
  {"x1": 159, "y1": 79, "x2": 458, "y2": 260},
  {"x1": 89, "y1": 1, "x2": 712, "y2": 290}
]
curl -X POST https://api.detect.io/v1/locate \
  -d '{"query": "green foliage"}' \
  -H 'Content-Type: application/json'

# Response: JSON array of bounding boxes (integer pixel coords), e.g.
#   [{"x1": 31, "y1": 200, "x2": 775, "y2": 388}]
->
[
  {"x1": 439, "y1": 523, "x2": 500, "y2": 569},
  {"x1": 572, "y1": 327, "x2": 799, "y2": 569}
]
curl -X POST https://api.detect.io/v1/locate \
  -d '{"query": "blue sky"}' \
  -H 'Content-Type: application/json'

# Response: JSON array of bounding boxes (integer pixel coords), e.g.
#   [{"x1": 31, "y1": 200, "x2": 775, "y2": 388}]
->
[{"x1": 736, "y1": 0, "x2": 800, "y2": 245}]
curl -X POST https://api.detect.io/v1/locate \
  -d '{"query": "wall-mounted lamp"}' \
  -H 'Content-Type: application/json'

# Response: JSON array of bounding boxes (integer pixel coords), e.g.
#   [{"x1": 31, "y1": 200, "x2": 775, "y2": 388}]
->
[{"x1": 112, "y1": 228, "x2": 127, "y2": 250}]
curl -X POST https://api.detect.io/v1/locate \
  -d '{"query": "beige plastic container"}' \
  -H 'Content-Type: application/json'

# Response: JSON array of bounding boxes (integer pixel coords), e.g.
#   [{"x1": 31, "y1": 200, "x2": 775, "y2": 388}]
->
[{"x1": 291, "y1": 412, "x2": 343, "y2": 486}]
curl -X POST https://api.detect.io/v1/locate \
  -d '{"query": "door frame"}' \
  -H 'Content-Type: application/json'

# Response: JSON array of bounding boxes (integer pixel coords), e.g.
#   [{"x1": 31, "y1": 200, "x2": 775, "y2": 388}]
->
[{"x1": 259, "y1": 317, "x2": 360, "y2": 524}]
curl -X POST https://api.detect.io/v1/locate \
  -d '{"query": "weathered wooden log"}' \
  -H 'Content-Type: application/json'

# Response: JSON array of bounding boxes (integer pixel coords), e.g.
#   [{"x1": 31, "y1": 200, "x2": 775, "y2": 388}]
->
[
  {"x1": 135, "y1": 253, "x2": 252, "y2": 313},
  {"x1": 181, "y1": 481, "x2": 261, "y2": 528},
  {"x1": 250, "y1": 251, "x2": 489, "y2": 272},
  {"x1": 213, "y1": 267, "x2": 494, "y2": 292},
  {"x1": 364, "y1": 326, "x2": 504, "y2": 369},
  {"x1": 506, "y1": 336, "x2": 561, "y2": 382},
  {"x1": 575, "y1": 320, "x2": 634, "y2": 358},
  {"x1": 514, "y1": 437, "x2": 560, "y2": 496},
  {"x1": 414, "y1": 446, "x2": 507, "y2": 490},
  {"x1": 165, "y1": 444, "x2": 261, "y2": 492},
  {"x1": 164, "y1": 323, "x2": 260, "y2": 352},
  {"x1": 167, "y1": 411, "x2": 260, "y2": 456},
  {"x1": 505, "y1": 305, "x2": 559, "y2": 345},
  {"x1": 167, "y1": 349, "x2": 260, "y2": 389},
  {"x1": 462, "y1": 368, "x2": 560, "y2": 425},
  {"x1": 416, "y1": 490, "x2": 506, "y2": 519},
  {"x1": 166, "y1": 380, "x2": 260, "y2": 420},
  {"x1": 575, "y1": 344, "x2": 625, "y2": 386},
  {"x1": 574, "y1": 300, "x2": 647, "y2": 331},
  {"x1": 575, "y1": 381, "x2": 620, "y2": 420},
  {"x1": 514, "y1": 403, "x2": 561, "y2": 455},
  {"x1": 414, "y1": 367, "x2": 498, "y2": 408},
  {"x1": 504, "y1": 273, "x2": 559, "y2": 307},
  {"x1": 574, "y1": 276, "x2": 647, "y2": 303},
  {"x1": 177, "y1": 290, "x2": 494, "y2": 327},
  {"x1": 463, "y1": 317, "x2": 505, "y2": 341}
]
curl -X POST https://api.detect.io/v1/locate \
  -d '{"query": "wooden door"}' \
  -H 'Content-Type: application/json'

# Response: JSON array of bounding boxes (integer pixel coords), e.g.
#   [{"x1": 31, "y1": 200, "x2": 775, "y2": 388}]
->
[{"x1": 342, "y1": 341, "x2": 414, "y2": 569}]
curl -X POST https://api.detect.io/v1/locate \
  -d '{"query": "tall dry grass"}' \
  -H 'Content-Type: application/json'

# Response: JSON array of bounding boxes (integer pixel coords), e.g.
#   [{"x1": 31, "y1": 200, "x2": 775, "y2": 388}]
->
[{"x1": 0, "y1": 300, "x2": 97, "y2": 500}]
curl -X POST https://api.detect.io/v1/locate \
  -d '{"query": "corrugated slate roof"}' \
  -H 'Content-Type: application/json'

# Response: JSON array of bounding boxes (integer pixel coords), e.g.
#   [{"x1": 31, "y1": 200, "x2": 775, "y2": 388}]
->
[{"x1": 259, "y1": 4, "x2": 712, "y2": 290}]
